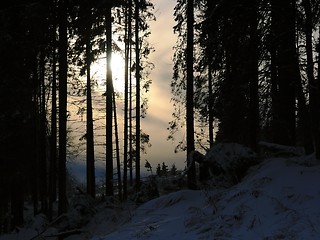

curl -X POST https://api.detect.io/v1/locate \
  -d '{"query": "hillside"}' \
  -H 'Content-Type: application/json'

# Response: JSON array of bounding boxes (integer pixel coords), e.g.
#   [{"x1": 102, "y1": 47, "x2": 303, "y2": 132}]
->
[{"x1": 1, "y1": 152, "x2": 320, "y2": 240}]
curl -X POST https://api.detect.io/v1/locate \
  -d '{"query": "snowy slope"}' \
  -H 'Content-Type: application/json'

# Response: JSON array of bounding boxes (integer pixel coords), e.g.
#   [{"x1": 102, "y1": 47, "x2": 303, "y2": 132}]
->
[
  {"x1": 93, "y1": 156, "x2": 320, "y2": 240},
  {"x1": 1, "y1": 155, "x2": 320, "y2": 240}
]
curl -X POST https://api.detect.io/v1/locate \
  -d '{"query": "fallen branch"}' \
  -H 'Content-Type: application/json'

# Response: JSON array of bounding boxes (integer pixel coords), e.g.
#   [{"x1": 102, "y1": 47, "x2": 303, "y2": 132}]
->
[{"x1": 44, "y1": 229, "x2": 84, "y2": 238}]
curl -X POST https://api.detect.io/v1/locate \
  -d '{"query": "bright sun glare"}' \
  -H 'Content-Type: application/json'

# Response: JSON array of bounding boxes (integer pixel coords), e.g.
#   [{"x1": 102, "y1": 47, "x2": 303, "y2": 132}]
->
[{"x1": 90, "y1": 53, "x2": 125, "y2": 93}]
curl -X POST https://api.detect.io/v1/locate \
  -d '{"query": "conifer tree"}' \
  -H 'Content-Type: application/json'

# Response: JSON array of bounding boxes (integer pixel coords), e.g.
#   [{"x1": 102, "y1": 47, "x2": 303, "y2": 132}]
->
[
  {"x1": 106, "y1": 0, "x2": 114, "y2": 197},
  {"x1": 58, "y1": 0, "x2": 68, "y2": 214},
  {"x1": 186, "y1": 0, "x2": 196, "y2": 189}
]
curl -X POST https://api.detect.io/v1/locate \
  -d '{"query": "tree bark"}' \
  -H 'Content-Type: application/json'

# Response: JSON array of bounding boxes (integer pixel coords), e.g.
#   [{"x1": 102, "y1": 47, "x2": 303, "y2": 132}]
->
[
  {"x1": 248, "y1": 0, "x2": 259, "y2": 152},
  {"x1": 303, "y1": 0, "x2": 320, "y2": 157},
  {"x1": 58, "y1": 0, "x2": 68, "y2": 214},
  {"x1": 208, "y1": 64, "x2": 214, "y2": 148},
  {"x1": 85, "y1": 6, "x2": 96, "y2": 198},
  {"x1": 186, "y1": 0, "x2": 196, "y2": 189},
  {"x1": 39, "y1": 50, "x2": 48, "y2": 214},
  {"x1": 123, "y1": 0, "x2": 132, "y2": 200},
  {"x1": 106, "y1": 1, "x2": 114, "y2": 197},
  {"x1": 135, "y1": 0, "x2": 141, "y2": 191},
  {"x1": 49, "y1": 0, "x2": 57, "y2": 220},
  {"x1": 113, "y1": 89, "x2": 122, "y2": 201},
  {"x1": 270, "y1": 0, "x2": 296, "y2": 146}
]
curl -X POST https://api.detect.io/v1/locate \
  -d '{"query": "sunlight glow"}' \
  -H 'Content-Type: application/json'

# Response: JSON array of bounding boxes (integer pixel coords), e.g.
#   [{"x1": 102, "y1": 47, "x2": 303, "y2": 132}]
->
[{"x1": 90, "y1": 53, "x2": 126, "y2": 93}]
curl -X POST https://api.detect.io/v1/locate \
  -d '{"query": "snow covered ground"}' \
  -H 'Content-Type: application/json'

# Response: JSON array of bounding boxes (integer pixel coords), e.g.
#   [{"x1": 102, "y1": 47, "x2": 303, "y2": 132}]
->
[
  {"x1": 91, "y1": 155, "x2": 320, "y2": 240},
  {"x1": 1, "y1": 154, "x2": 320, "y2": 239}
]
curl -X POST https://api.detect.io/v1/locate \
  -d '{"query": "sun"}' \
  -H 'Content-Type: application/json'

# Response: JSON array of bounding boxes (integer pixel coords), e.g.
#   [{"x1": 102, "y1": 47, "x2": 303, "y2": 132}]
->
[
  {"x1": 90, "y1": 52, "x2": 125, "y2": 93},
  {"x1": 111, "y1": 53, "x2": 125, "y2": 93}
]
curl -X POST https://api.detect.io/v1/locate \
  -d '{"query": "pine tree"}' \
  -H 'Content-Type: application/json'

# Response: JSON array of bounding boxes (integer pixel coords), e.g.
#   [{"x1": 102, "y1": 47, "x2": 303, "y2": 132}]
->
[
  {"x1": 302, "y1": 0, "x2": 320, "y2": 158},
  {"x1": 58, "y1": 0, "x2": 68, "y2": 214},
  {"x1": 270, "y1": 0, "x2": 296, "y2": 146},
  {"x1": 134, "y1": 0, "x2": 141, "y2": 191},
  {"x1": 85, "y1": 3, "x2": 96, "y2": 199},
  {"x1": 106, "y1": 0, "x2": 114, "y2": 197},
  {"x1": 186, "y1": 0, "x2": 197, "y2": 189}
]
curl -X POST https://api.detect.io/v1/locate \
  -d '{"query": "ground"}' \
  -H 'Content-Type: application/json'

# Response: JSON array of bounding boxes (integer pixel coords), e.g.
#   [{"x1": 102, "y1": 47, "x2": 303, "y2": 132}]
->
[{"x1": 1, "y1": 147, "x2": 320, "y2": 239}]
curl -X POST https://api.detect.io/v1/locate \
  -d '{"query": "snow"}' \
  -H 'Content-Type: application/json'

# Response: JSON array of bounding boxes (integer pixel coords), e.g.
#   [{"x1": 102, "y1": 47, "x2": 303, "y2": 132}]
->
[
  {"x1": 203, "y1": 142, "x2": 258, "y2": 185},
  {"x1": 95, "y1": 156, "x2": 320, "y2": 240},
  {"x1": 1, "y1": 146, "x2": 320, "y2": 240}
]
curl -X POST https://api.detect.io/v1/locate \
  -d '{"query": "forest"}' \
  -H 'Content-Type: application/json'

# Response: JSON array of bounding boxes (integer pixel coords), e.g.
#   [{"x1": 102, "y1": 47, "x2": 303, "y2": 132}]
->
[{"x1": 0, "y1": 0, "x2": 320, "y2": 235}]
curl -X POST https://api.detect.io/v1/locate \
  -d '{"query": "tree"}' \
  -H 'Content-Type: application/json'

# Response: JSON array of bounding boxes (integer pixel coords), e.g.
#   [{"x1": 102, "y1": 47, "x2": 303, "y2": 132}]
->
[
  {"x1": 82, "y1": 1, "x2": 96, "y2": 199},
  {"x1": 106, "y1": 0, "x2": 114, "y2": 197},
  {"x1": 186, "y1": 0, "x2": 197, "y2": 189},
  {"x1": 123, "y1": 0, "x2": 133, "y2": 200},
  {"x1": 58, "y1": 0, "x2": 68, "y2": 214},
  {"x1": 302, "y1": 0, "x2": 320, "y2": 158},
  {"x1": 49, "y1": 0, "x2": 58, "y2": 220},
  {"x1": 113, "y1": 88, "x2": 123, "y2": 200},
  {"x1": 270, "y1": 0, "x2": 296, "y2": 146},
  {"x1": 135, "y1": 0, "x2": 141, "y2": 190},
  {"x1": 0, "y1": 0, "x2": 157, "y2": 229},
  {"x1": 247, "y1": 0, "x2": 259, "y2": 151},
  {"x1": 0, "y1": 0, "x2": 51, "y2": 228}
]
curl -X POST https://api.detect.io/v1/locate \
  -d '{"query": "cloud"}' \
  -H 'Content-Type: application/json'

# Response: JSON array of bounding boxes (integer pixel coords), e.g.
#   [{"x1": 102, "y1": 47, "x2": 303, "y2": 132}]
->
[{"x1": 141, "y1": 0, "x2": 187, "y2": 169}]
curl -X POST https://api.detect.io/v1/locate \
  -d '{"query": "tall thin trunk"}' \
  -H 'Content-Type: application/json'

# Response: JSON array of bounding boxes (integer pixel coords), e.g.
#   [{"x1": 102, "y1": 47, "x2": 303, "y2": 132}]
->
[
  {"x1": 270, "y1": 0, "x2": 296, "y2": 146},
  {"x1": 270, "y1": 0, "x2": 279, "y2": 142},
  {"x1": 58, "y1": 0, "x2": 68, "y2": 215},
  {"x1": 49, "y1": 27, "x2": 57, "y2": 220},
  {"x1": 106, "y1": 1, "x2": 114, "y2": 196},
  {"x1": 39, "y1": 50, "x2": 48, "y2": 214},
  {"x1": 11, "y1": 173, "x2": 23, "y2": 227},
  {"x1": 123, "y1": 0, "x2": 131, "y2": 200},
  {"x1": 186, "y1": 0, "x2": 196, "y2": 189},
  {"x1": 208, "y1": 64, "x2": 214, "y2": 148},
  {"x1": 134, "y1": 0, "x2": 141, "y2": 190},
  {"x1": 303, "y1": 0, "x2": 320, "y2": 157},
  {"x1": 113, "y1": 89, "x2": 122, "y2": 200},
  {"x1": 86, "y1": 9, "x2": 96, "y2": 198},
  {"x1": 318, "y1": 26, "x2": 320, "y2": 86},
  {"x1": 48, "y1": 1, "x2": 58, "y2": 220},
  {"x1": 32, "y1": 57, "x2": 39, "y2": 215},
  {"x1": 129, "y1": 33, "x2": 133, "y2": 189},
  {"x1": 248, "y1": 0, "x2": 259, "y2": 151},
  {"x1": 294, "y1": 4, "x2": 313, "y2": 154}
]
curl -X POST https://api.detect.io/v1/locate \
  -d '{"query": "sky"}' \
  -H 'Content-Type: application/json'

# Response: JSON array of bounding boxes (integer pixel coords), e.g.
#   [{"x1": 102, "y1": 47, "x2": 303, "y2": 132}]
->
[
  {"x1": 141, "y1": 0, "x2": 186, "y2": 170},
  {"x1": 67, "y1": 0, "x2": 186, "y2": 182}
]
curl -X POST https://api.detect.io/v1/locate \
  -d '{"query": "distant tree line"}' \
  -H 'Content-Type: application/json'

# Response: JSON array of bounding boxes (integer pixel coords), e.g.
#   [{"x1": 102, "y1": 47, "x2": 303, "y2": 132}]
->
[
  {"x1": 170, "y1": 0, "x2": 320, "y2": 186},
  {"x1": 0, "y1": 0, "x2": 154, "y2": 232}
]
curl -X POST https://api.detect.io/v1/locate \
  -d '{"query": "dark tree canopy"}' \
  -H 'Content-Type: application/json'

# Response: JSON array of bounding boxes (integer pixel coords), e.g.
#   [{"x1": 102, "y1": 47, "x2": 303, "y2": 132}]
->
[
  {"x1": 0, "y1": 0, "x2": 154, "y2": 231},
  {"x1": 171, "y1": 0, "x2": 320, "y2": 158}
]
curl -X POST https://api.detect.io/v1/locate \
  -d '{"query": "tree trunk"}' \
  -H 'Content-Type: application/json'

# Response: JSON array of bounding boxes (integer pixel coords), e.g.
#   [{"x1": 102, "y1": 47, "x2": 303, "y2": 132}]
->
[
  {"x1": 134, "y1": 0, "x2": 141, "y2": 191},
  {"x1": 49, "y1": 0, "x2": 57, "y2": 220},
  {"x1": 129, "y1": 29, "x2": 134, "y2": 192},
  {"x1": 270, "y1": 0, "x2": 296, "y2": 146},
  {"x1": 186, "y1": 0, "x2": 196, "y2": 189},
  {"x1": 49, "y1": 56, "x2": 57, "y2": 218},
  {"x1": 106, "y1": 1, "x2": 114, "y2": 197},
  {"x1": 39, "y1": 50, "x2": 48, "y2": 214},
  {"x1": 11, "y1": 173, "x2": 24, "y2": 228},
  {"x1": 58, "y1": 0, "x2": 68, "y2": 214},
  {"x1": 248, "y1": 0, "x2": 259, "y2": 152},
  {"x1": 113, "y1": 89, "x2": 122, "y2": 201},
  {"x1": 303, "y1": 0, "x2": 320, "y2": 157},
  {"x1": 318, "y1": 26, "x2": 320, "y2": 87},
  {"x1": 208, "y1": 64, "x2": 214, "y2": 148},
  {"x1": 123, "y1": 0, "x2": 132, "y2": 200},
  {"x1": 86, "y1": 11, "x2": 96, "y2": 198}
]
